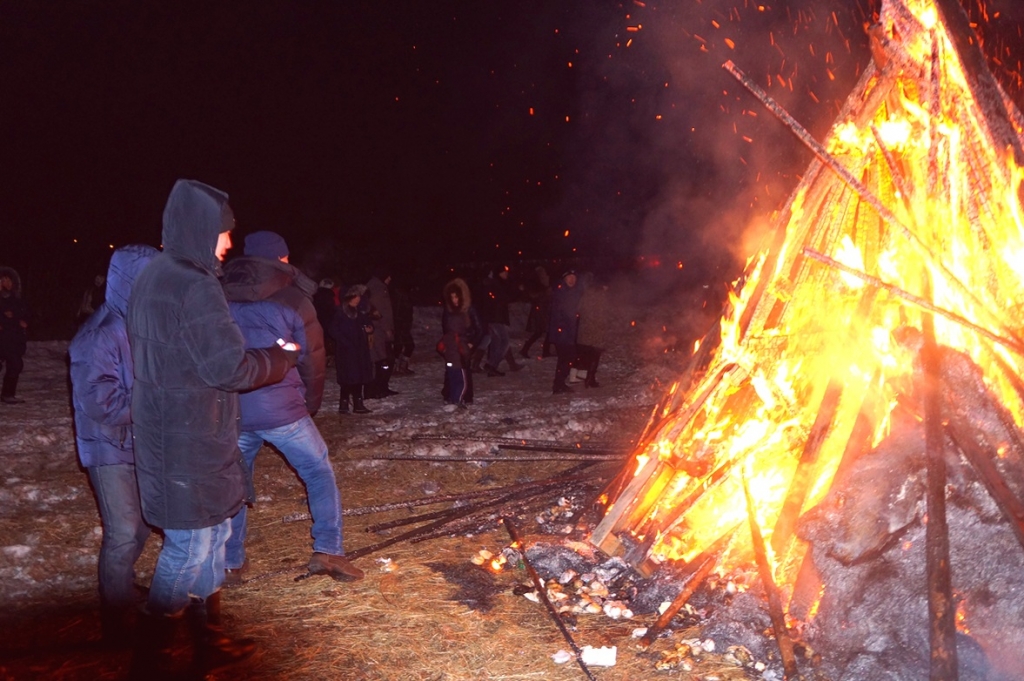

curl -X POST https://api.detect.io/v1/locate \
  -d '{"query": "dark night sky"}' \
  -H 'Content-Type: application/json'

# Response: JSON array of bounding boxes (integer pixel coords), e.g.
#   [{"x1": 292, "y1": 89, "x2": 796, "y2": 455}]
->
[{"x1": 3, "y1": 0, "x2": 1023, "y2": 337}]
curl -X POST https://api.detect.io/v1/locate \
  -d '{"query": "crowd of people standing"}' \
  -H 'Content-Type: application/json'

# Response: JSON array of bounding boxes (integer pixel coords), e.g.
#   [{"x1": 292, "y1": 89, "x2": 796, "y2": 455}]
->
[{"x1": 7, "y1": 177, "x2": 615, "y2": 679}]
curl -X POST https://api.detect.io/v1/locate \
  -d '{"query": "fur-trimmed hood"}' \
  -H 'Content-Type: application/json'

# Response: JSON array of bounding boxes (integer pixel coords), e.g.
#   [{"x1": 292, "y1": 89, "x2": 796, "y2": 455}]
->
[
  {"x1": 0, "y1": 266, "x2": 22, "y2": 298},
  {"x1": 442, "y1": 277, "x2": 472, "y2": 312}
]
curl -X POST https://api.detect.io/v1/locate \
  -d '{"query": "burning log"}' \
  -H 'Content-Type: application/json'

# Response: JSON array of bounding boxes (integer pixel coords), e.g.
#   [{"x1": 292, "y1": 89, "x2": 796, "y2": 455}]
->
[
  {"x1": 802, "y1": 248, "x2": 1024, "y2": 357},
  {"x1": 743, "y1": 476, "x2": 801, "y2": 680},
  {"x1": 637, "y1": 529, "x2": 737, "y2": 651}
]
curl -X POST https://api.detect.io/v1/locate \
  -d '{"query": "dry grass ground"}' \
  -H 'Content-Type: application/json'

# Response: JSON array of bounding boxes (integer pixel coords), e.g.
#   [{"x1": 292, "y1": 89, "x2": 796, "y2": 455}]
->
[{"x1": 0, "y1": 299, "x2": 755, "y2": 680}]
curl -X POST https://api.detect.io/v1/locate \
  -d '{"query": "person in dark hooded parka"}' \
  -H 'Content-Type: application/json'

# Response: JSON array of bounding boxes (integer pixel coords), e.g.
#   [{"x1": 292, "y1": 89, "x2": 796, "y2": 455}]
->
[
  {"x1": 0, "y1": 265, "x2": 30, "y2": 404},
  {"x1": 126, "y1": 180, "x2": 297, "y2": 676},
  {"x1": 69, "y1": 244, "x2": 159, "y2": 644}
]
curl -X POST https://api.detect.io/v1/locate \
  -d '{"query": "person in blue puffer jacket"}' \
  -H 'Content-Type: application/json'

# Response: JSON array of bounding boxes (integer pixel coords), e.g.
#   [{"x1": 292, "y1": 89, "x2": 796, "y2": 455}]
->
[
  {"x1": 221, "y1": 231, "x2": 363, "y2": 584},
  {"x1": 69, "y1": 243, "x2": 159, "y2": 643}
]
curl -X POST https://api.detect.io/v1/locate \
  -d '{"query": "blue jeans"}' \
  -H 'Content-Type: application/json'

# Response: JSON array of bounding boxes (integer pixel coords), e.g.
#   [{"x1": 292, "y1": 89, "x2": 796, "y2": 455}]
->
[
  {"x1": 88, "y1": 464, "x2": 151, "y2": 610},
  {"x1": 225, "y1": 416, "x2": 343, "y2": 570},
  {"x1": 148, "y1": 518, "x2": 231, "y2": 616},
  {"x1": 486, "y1": 323, "x2": 510, "y2": 367}
]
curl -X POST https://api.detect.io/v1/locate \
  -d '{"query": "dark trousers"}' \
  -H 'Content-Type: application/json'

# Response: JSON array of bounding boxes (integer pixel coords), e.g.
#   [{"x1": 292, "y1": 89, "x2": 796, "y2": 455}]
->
[{"x1": 1, "y1": 354, "x2": 24, "y2": 397}]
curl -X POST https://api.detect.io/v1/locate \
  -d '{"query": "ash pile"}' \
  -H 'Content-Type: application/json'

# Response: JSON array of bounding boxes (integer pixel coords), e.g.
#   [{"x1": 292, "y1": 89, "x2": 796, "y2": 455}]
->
[{"x1": 798, "y1": 409, "x2": 1024, "y2": 680}]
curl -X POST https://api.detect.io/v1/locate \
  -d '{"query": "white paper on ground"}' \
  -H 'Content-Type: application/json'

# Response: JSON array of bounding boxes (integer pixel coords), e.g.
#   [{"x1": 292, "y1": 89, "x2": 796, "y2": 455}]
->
[{"x1": 580, "y1": 645, "x2": 617, "y2": 666}]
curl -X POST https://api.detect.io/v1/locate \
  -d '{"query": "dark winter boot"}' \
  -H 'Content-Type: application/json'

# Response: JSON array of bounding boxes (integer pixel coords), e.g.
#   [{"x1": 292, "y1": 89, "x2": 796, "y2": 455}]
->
[
  {"x1": 338, "y1": 394, "x2": 350, "y2": 414},
  {"x1": 129, "y1": 608, "x2": 178, "y2": 680},
  {"x1": 352, "y1": 386, "x2": 372, "y2": 414},
  {"x1": 484, "y1": 363, "x2": 505, "y2": 377},
  {"x1": 585, "y1": 351, "x2": 602, "y2": 388},
  {"x1": 469, "y1": 348, "x2": 485, "y2": 373},
  {"x1": 1, "y1": 373, "x2": 22, "y2": 404},
  {"x1": 186, "y1": 592, "x2": 255, "y2": 676},
  {"x1": 504, "y1": 349, "x2": 524, "y2": 373}
]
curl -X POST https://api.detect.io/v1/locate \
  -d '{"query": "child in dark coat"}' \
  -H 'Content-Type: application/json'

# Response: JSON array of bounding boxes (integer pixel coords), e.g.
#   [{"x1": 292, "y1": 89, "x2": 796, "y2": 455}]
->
[{"x1": 330, "y1": 286, "x2": 375, "y2": 414}]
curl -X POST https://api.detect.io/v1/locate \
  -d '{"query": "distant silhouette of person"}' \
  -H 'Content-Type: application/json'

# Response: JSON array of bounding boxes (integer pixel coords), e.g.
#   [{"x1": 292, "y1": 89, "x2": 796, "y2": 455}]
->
[
  {"x1": 330, "y1": 285, "x2": 375, "y2": 414},
  {"x1": 0, "y1": 266, "x2": 30, "y2": 404},
  {"x1": 314, "y1": 278, "x2": 339, "y2": 360},
  {"x1": 439, "y1": 277, "x2": 483, "y2": 410},
  {"x1": 390, "y1": 275, "x2": 416, "y2": 375},
  {"x1": 479, "y1": 265, "x2": 523, "y2": 376},
  {"x1": 76, "y1": 273, "x2": 106, "y2": 326},
  {"x1": 548, "y1": 269, "x2": 584, "y2": 394},
  {"x1": 364, "y1": 269, "x2": 397, "y2": 398},
  {"x1": 520, "y1": 265, "x2": 553, "y2": 359}
]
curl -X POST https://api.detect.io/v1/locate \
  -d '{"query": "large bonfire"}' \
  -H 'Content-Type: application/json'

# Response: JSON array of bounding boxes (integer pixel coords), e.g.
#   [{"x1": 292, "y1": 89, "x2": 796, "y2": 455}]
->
[{"x1": 593, "y1": 0, "x2": 1024, "y2": 616}]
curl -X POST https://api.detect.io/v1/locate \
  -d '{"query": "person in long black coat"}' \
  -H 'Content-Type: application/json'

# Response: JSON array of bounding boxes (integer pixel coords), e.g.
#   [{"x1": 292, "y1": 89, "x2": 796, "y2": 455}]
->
[
  {"x1": 126, "y1": 179, "x2": 297, "y2": 674},
  {"x1": 330, "y1": 286, "x2": 375, "y2": 414},
  {"x1": 0, "y1": 266, "x2": 30, "y2": 404},
  {"x1": 547, "y1": 269, "x2": 585, "y2": 394}
]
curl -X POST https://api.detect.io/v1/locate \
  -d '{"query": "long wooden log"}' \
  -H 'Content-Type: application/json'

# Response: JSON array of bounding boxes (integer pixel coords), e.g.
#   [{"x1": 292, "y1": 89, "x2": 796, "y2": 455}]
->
[
  {"x1": 932, "y1": 0, "x2": 1024, "y2": 165},
  {"x1": 364, "y1": 476, "x2": 594, "y2": 534},
  {"x1": 410, "y1": 434, "x2": 623, "y2": 452},
  {"x1": 921, "y1": 297, "x2": 960, "y2": 681},
  {"x1": 502, "y1": 518, "x2": 598, "y2": 681},
  {"x1": 343, "y1": 488, "x2": 513, "y2": 517},
  {"x1": 944, "y1": 427, "x2": 1024, "y2": 553},
  {"x1": 743, "y1": 475, "x2": 800, "y2": 680},
  {"x1": 371, "y1": 453, "x2": 620, "y2": 462},
  {"x1": 802, "y1": 248, "x2": 1024, "y2": 356}
]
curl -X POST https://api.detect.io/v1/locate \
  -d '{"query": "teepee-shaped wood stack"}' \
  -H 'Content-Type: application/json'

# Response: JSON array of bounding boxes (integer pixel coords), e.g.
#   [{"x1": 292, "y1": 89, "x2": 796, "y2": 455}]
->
[{"x1": 591, "y1": 0, "x2": 1024, "y2": 593}]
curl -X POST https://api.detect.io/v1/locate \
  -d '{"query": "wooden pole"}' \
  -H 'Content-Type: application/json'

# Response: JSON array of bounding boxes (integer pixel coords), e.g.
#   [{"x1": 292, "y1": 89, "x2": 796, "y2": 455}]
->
[
  {"x1": 920, "y1": 282, "x2": 960, "y2": 681},
  {"x1": 742, "y1": 474, "x2": 800, "y2": 680},
  {"x1": 503, "y1": 518, "x2": 598, "y2": 681}
]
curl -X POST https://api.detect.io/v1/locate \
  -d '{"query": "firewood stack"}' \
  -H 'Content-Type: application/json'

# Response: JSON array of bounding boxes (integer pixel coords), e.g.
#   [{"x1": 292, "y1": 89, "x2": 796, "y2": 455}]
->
[{"x1": 590, "y1": 0, "x2": 1024, "y2": 676}]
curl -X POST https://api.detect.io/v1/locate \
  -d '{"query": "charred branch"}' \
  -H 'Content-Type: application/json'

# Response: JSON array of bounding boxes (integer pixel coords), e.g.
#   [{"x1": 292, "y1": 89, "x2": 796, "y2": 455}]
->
[
  {"x1": 502, "y1": 517, "x2": 598, "y2": 681},
  {"x1": 921, "y1": 303, "x2": 960, "y2": 680}
]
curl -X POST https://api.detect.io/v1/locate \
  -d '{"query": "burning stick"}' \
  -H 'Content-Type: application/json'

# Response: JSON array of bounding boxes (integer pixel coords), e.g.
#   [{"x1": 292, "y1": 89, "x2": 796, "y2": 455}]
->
[
  {"x1": 802, "y1": 248, "x2": 1024, "y2": 356},
  {"x1": 742, "y1": 474, "x2": 800, "y2": 680},
  {"x1": 920, "y1": 301, "x2": 960, "y2": 680},
  {"x1": 637, "y1": 530, "x2": 735, "y2": 650},
  {"x1": 502, "y1": 517, "x2": 599, "y2": 681},
  {"x1": 723, "y1": 60, "x2": 1013, "y2": 344}
]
